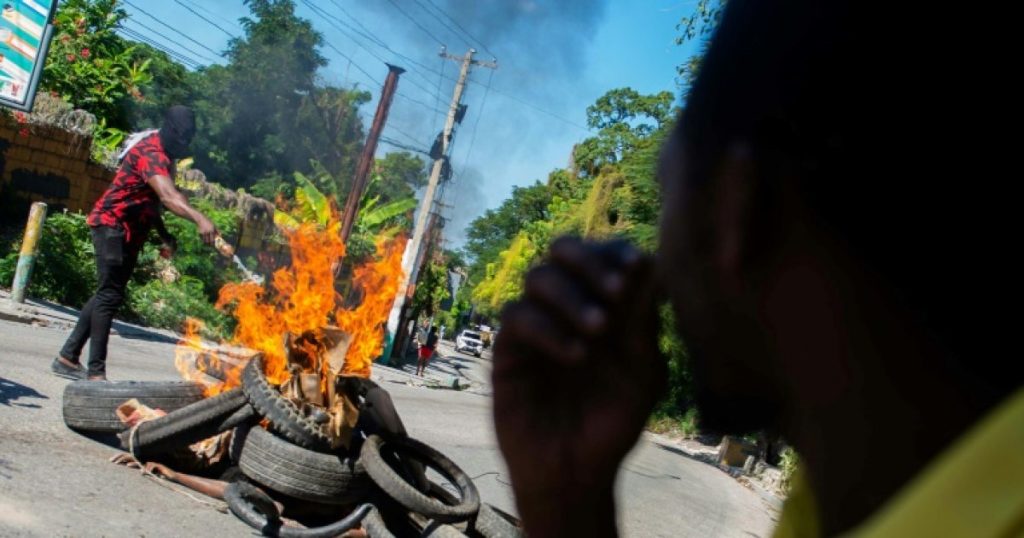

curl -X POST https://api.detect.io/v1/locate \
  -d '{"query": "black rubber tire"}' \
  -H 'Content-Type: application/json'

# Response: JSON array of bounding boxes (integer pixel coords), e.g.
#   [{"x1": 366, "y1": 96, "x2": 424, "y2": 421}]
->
[
  {"x1": 424, "y1": 484, "x2": 520, "y2": 538},
  {"x1": 117, "y1": 388, "x2": 249, "y2": 457},
  {"x1": 361, "y1": 506, "x2": 395, "y2": 538},
  {"x1": 239, "y1": 426, "x2": 370, "y2": 505},
  {"x1": 360, "y1": 435, "x2": 480, "y2": 523},
  {"x1": 469, "y1": 505, "x2": 523, "y2": 538},
  {"x1": 241, "y1": 355, "x2": 333, "y2": 452},
  {"x1": 62, "y1": 380, "x2": 205, "y2": 433},
  {"x1": 422, "y1": 522, "x2": 467, "y2": 537},
  {"x1": 225, "y1": 481, "x2": 375, "y2": 538}
]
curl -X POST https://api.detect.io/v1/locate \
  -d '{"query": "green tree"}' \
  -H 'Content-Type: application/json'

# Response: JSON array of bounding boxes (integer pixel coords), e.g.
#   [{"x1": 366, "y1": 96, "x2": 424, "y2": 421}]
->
[
  {"x1": 127, "y1": 43, "x2": 195, "y2": 128},
  {"x1": 372, "y1": 152, "x2": 428, "y2": 204},
  {"x1": 675, "y1": 0, "x2": 727, "y2": 92},
  {"x1": 463, "y1": 182, "x2": 552, "y2": 283},
  {"x1": 189, "y1": 0, "x2": 369, "y2": 190},
  {"x1": 41, "y1": 0, "x2": 152, "y2": 130},
  {"x1": 574, "y1": 88, "x2": 674, "y2": 176}
]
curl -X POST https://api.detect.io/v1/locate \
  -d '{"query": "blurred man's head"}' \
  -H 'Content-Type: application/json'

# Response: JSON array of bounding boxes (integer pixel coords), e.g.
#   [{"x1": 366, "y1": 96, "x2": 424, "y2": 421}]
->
[
  {"x1": 658, "y1": 0, "x2": 1014, "y2": 434},
  {"x1": 160, "y1": 105, "x2": 196, "y2": 160}
]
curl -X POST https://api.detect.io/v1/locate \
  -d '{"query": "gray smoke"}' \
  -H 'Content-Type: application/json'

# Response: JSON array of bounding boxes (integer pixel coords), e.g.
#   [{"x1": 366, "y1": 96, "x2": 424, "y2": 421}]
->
[{"x1": 352, "y1": 0, "x2": 610, "y2": 247}]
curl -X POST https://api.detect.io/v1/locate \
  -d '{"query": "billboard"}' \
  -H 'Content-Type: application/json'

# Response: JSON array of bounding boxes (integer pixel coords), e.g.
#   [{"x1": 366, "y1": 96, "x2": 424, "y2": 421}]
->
[{"x1": 0, "y1": 0, "x2": 57, "y2": 111}]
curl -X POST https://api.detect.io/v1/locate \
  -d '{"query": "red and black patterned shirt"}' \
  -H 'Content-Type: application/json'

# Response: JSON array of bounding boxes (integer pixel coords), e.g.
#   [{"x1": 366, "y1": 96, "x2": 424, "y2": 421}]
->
[{"x1": 87, "y1": 132, "x2": 174, "y2": 245}]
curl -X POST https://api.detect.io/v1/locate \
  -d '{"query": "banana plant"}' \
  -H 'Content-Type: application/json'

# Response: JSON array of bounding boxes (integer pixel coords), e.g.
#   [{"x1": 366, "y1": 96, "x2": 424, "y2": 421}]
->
[{"x1": 274, "y1": 171, "x2": 415, "y2": 237}]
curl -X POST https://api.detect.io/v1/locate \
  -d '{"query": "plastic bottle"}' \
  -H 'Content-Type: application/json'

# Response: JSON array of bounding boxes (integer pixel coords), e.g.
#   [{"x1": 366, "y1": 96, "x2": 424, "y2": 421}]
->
[{"x1": 213, "y1": 235, "x2": 234, "y2": 257}]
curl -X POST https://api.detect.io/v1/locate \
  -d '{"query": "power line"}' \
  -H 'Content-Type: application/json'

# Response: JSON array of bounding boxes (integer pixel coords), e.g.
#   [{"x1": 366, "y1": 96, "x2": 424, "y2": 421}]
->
[
  {"x1": 396, "y1": 92, "x2": 447, "y2": 117},
  {"x1": 421, "y1": 0, "x2": 496, "y2": 59},
  {"x1": 121, "y1": 21, "x2": 214, "y2": 66},
  {"x1": 386, "y1": 122, "x2": 429, "y2": 147},
  {"x1": 319, "y1": 40, "x2": 383, "y2": 90},
  {"x1": 315, "y1": 28, "x2": 446, "y2": 118},
  {"x1": 457, "y1": 68, "x2": 494, "y2": 178},
  {"x1": 118, "y1": 28, "x2": 202, "y2": 69},
  {"x1": 299, "y1": 0, "x2": 442, "y2": 101},
  {"x1": 313, "y1": 2, "x2": 590, "y2": 135},
  {"x1": 178, "y1": 0, "x2": 241, "y2": 30},
  {"x1": 483, "y1": 84, "x2": 591, "y2": 132},
  {"x1": 380, "y1": 135, "x2": 429, "y2": 156},
  {"x1": 433, "y1": 58, "x2": 445, "y2": 127},
  {"x1": 172, "y1": 0, "x2": 237, "y2": 39},
  {"x1": 383, "y1": 0, "x2": 446, "y2": 47},
  {"x1": 119, "y1": 29, "x2": 200, "y2": 68},
  {"x1": 326, "y1": 0, "x2": 389, "y2": 49},
  {"x1": 410, "y1": 0, "x2": 472, "y2": 51},
  {"x1": 123, "y1": 0, "x2": 224, "y2": 60}
]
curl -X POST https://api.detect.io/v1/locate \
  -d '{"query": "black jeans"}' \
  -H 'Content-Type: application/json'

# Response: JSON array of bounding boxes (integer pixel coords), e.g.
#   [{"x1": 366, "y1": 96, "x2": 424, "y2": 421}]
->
[{"x1": 59, "y1": 226, "x2": 140, "y2": 377}]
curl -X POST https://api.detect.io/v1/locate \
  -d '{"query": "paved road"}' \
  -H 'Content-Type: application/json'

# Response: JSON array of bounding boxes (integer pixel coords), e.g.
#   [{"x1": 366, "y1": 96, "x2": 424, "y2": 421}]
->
[{"x1": 0, "y1": 316, "x2": 777, "y2": 537}]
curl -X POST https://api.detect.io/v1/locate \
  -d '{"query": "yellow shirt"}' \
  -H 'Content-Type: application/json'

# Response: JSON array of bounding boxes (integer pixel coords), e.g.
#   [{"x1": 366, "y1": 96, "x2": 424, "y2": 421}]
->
[{"x1": 773, "y1": 388, "x2": 1024, "y2": 537}]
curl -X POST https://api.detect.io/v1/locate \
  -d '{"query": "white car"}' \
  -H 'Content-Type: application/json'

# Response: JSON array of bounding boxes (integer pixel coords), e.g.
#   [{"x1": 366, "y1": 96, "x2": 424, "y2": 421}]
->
[{"x1": 455, "y1": 330, "x2": 484, "y2": 357}]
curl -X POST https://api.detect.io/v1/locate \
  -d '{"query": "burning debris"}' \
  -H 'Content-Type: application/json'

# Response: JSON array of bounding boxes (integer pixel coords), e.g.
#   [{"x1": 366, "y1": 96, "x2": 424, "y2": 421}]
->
[{"x1": 61, "y1": 212, "x2": 521, "y2": 537}]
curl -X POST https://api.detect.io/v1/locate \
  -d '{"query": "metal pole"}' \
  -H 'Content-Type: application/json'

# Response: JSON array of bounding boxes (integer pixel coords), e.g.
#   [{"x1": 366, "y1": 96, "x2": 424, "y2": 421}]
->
[
  {"x1": 340, "y1": 64, "x2": 405, "y2": 243},
  {"x1": 10, "y1": 202, "x2": 48, "y2": 303}
]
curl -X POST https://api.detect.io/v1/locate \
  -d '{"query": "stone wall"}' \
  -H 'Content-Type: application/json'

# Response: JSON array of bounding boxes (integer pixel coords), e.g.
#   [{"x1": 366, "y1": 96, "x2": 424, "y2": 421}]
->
[{"x1": 0, "y1": 113, "x2": 114, "y2": 216}]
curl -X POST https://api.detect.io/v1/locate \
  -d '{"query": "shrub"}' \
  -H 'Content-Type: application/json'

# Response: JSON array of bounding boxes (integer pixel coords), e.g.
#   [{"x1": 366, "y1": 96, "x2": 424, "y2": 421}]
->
[
  {"x1": 0, "y1": 212, "x2": 96, "y2": 305},
  {"x1": 0, "y1": 198, "x2": 243, "y2": 340},
  {"x1": 126, "y1": 276, "x2": 233, "y2": 339}
]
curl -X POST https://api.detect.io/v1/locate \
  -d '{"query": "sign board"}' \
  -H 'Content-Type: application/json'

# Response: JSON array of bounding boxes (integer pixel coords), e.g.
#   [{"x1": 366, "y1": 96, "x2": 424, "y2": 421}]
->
[{"x1": 0, "y1": 0, "x2": 57, "y2": 111}]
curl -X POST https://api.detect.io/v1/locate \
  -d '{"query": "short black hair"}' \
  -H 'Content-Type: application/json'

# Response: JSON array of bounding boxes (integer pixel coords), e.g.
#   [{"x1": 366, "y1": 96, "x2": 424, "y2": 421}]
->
[{"x1": 680, "y1": 1, "x2": 1017, "y2": 390}]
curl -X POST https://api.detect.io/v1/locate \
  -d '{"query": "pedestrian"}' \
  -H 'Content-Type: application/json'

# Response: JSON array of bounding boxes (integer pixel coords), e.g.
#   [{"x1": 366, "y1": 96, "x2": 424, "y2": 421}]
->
[
  {"x1": 51, "y1": 106, "x2": 220, "y2": 381},
  {"x1": 416, "y1": 326, "x2": 439, "y2": 377},
  {"x1": 492, "y1": 1, "x2": 1019, "y2": 537}
]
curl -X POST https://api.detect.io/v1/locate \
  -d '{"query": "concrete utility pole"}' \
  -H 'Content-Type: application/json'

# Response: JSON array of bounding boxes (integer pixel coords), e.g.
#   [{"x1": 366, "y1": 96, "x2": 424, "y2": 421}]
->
[
  {"x1": 340, "y1": 64, "x2": 405, "y2": 244},
  {"x1": 382, "y1": 48, "x2": 496, "y2": 361}
]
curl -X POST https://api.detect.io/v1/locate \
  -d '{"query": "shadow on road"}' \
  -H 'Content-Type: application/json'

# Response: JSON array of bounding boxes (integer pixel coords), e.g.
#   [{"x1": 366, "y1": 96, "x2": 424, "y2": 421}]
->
[
  {"x1": 655, "y1": 442, "x2": 718, "y2": 466},
  {"x1": 0, "y1": 377, "x2": 49, "y2": 409},
  {"x1": 28, "y1": 298, "x2": 179, "y2": 345}
]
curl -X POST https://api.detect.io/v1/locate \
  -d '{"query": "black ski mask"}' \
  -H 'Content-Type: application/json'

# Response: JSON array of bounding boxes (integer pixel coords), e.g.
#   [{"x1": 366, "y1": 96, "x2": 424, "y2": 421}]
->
[{"x1": 159, "y1": 106, "x2": 196, "y2": 160}]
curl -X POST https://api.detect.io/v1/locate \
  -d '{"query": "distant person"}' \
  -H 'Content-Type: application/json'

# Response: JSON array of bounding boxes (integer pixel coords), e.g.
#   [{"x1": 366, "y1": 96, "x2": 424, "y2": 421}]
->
[
  {"x1": 416, "y1": 326, "x2": 439, "y2": 377},
  {"x1": 492, "y1": 1, "x2": 1018, "y2": 537},
  {"x1": 51, "y1": 106, "x2": 220, "y2": 381}
]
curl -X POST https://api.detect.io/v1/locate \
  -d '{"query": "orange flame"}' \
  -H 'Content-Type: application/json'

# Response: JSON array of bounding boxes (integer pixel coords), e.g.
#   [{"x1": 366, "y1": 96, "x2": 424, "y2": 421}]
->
[
  {"x1": 336, "y1": 236, "x2": 406, "y2": 377},
  {"x1": 177, "y1": 210, "x2": 406, "y2": 395},
  {"x1": 173, "y1": 318, "x2": 239, "y2": 397}
]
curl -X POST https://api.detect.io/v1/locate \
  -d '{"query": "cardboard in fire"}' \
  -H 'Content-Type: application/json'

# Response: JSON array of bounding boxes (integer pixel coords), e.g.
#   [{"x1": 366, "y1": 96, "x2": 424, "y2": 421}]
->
[{"x1": 0, "y1": 0, "x2": 57, "y2": 111}]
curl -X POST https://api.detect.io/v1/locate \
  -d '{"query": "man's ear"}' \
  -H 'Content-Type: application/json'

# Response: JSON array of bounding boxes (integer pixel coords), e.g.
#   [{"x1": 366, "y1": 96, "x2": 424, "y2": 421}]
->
[{"x1": 713, "y1": 140, "x2": 755, "y2": 292}]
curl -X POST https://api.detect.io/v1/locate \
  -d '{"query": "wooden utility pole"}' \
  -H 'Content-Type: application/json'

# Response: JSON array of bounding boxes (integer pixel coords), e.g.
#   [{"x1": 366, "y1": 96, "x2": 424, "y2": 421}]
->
[
  {"x1": 383, "y1": 48, "x2": 496, "y2": 361},
  {"x1": 340, "y1": 64, "x2": 405, "y2": 243}
]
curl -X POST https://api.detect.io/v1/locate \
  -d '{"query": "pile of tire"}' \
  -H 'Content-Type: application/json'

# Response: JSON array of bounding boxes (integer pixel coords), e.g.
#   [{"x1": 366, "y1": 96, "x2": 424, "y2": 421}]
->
[{"x1": 62, "y1": 356, "x2": 523, "y2": 537}]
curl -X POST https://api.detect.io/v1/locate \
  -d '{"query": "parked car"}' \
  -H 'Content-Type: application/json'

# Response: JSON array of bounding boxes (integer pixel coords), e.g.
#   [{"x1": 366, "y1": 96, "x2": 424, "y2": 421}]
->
[{"x1": 455, "y1": 330, "x2": 484, "y2": 357}]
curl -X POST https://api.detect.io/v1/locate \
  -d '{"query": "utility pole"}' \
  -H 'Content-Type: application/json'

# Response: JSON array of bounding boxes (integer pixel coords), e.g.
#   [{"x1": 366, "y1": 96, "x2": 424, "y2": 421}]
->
[
  {"x1": 340, "y1": 64, "x2": 405, "y2": 243},
  {"x1": 382, "y1": 48, "x2": 496, "y2": 362}
]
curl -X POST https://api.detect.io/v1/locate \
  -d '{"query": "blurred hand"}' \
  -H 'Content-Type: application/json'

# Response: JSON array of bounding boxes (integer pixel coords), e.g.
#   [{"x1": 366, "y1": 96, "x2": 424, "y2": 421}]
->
[
  {"x1": 493, "y1": 237, "x2": 666, "y2": 536},
  {"x1": 159, "y1": 234, "x2": 177, "y2": 259},
  {"x1": 195, "y1": 215, "x2": 218, "y2": 245}
]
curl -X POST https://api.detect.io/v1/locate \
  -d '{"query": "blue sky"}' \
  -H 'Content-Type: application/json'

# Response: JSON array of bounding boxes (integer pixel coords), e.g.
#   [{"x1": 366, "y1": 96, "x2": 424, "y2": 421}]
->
[{"x1": 121, "y1": 0, "x2": 701, "y2": 246}]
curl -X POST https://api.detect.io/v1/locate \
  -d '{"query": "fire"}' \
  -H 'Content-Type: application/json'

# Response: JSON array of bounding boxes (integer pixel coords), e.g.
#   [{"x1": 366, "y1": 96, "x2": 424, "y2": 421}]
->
[
  {"x1": 173, "y1": 318, "x2": 241, "y2": 397},
  {"x1": 175, "y1": 209, "x2": 406, "y2": 397}
]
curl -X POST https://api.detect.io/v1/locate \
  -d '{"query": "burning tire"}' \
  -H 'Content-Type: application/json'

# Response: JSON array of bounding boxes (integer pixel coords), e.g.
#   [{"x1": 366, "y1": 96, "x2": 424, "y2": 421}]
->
[
  {"x1": 241, "y1": 355, "x2": 333, "y2": 452},
  {"x1": 360, "y1": 434, "x2": 480, "y2": 523},
  {"x1": 237, "y1": 425, "x2": 370, "y2": 505},
  {"x1": 62, "y1": 380, "x2": 205, "y2": 433},
  {"x1": 118, "y1": 388, "x2": 255, "y2": 457}
]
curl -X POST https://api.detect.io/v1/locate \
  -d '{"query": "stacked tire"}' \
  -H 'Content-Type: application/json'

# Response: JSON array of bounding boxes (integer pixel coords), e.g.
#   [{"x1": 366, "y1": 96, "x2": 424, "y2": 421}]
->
[{"x1": 61, "y1": 358, "x2": 524, "y2": 537}]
